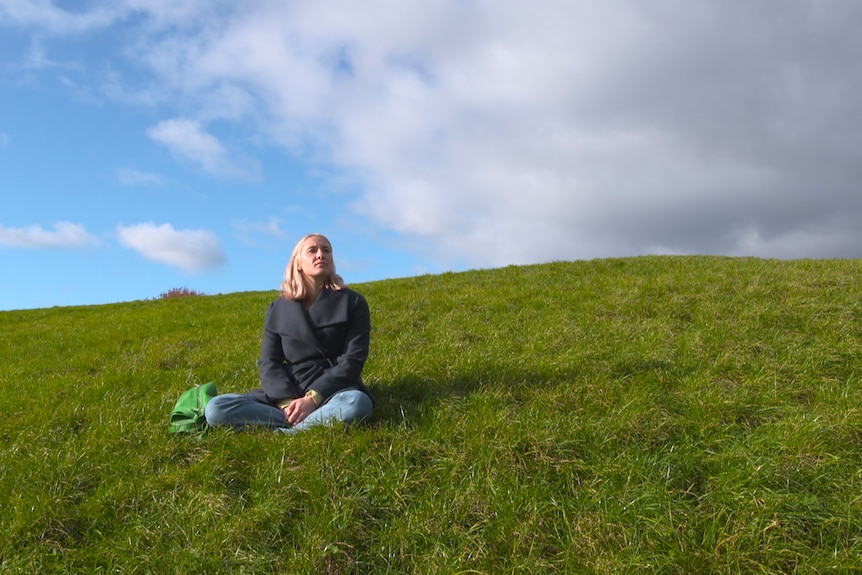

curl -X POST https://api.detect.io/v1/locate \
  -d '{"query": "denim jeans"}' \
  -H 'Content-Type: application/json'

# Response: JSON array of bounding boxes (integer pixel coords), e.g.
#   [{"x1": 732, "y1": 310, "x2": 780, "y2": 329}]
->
[{"x1": 204, "y1": 389, "x2": 373, "y2": 433}]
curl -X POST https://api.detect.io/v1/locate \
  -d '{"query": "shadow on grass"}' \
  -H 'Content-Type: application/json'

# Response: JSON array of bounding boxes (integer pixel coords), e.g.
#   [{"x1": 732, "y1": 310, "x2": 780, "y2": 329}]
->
[
  {"x1": 366, "y1": 366, "x2": 587, "y2": 428},
  {"x1": 365, "y1": 375, "x2": 473, "y2": 428}
]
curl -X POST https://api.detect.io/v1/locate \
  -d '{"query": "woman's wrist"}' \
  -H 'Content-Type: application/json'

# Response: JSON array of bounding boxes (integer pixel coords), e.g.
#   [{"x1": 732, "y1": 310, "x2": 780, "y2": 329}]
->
[{"x1": 305, "y1": 389, "x2": 323, "y2": 406}]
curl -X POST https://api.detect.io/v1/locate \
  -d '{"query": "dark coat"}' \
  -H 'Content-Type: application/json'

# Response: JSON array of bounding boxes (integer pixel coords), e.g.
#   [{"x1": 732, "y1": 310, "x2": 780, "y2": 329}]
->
[{"x1": 248, "y1": 287, "x2": 374, "y2": 406}]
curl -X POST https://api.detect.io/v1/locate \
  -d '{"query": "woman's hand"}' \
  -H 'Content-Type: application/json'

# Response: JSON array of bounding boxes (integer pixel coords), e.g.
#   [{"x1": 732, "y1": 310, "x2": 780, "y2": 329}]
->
[{"x1": 284, "y1": 396, "x2": 318, "y2": 426}]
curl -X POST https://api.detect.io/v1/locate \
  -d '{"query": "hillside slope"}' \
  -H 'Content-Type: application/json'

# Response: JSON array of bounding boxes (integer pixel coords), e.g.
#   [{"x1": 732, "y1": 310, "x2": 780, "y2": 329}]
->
[{"x1": 1, "y1": 256, "x2": 861, "y2": 573}]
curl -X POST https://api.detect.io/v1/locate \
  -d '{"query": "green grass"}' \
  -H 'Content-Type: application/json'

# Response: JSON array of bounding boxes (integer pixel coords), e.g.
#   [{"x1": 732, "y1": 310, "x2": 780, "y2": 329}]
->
[{"x1": 2, "y1": 256, "x2": 861, "y2": 573}]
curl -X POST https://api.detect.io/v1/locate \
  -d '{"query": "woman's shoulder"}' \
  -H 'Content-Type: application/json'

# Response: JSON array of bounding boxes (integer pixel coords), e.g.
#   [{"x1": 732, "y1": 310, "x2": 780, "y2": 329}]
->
[
  {"x1": 266, "y1": 296, "x2": 301, "y2": 317},
  {"x1": 339, "y1": 285, "x2": 366, "y2": 300},
  {"x1": 338, "y1": 287, "x2": 369, "y2": 310},
  {"x1": 319, "y1": 287, "x2": 369, "y2": 317}
]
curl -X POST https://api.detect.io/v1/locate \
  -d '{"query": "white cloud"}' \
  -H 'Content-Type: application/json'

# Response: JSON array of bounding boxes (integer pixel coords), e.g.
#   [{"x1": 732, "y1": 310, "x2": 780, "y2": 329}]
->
[
  {"x1": 146, "y1": 118, "x2": 225, "y2": 172},
  {"x1": 0, "y1": 0, "x2": 124, "y2": 35},
  {"x1": 116, "y1": 222, "x2": 226, "y2": 273},
  {"x1": 117, "y1": 167, "x2": 161, "y2": 186},
  {"x1": 18, "y1": 39, "x2": 61, "y2": 70},
  {"x1": 146, "y1": 118, "x2": 260, "y2": 179},
  {"x1": 0, "y1": 221, "x2": 99, "y2": 249},
  {"x1": 231, "y1": 217, "x2": 285, "y2": 246}
]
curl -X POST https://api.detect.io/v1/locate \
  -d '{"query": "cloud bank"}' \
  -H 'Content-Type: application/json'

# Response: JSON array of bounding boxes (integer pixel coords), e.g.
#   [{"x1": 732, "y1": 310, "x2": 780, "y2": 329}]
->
[
  {"x1": 7, "y1": 0, "x2": 862, "y2": 267},
  {"x1": 116, "y1": 222, "x2": 227, "y2": 273}
]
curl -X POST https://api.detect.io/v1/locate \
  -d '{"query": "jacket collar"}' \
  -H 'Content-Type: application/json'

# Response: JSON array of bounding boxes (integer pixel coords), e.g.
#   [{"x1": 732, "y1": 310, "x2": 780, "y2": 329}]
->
[{"x1": 281, "y1": 288, "x2": 350, "y2": 352}]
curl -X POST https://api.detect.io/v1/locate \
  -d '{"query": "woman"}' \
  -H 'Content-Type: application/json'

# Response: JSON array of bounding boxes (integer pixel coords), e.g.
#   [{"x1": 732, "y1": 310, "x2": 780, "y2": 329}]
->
[{"x1": 205, "y1": 233, "x2": 374, "y2": 433}]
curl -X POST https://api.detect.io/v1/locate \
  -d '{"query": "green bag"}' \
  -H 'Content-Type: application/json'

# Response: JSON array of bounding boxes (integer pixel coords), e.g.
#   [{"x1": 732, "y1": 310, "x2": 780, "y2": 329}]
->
[{"x1": 169, "y1": 382, "x2": 218, "y2": 434}]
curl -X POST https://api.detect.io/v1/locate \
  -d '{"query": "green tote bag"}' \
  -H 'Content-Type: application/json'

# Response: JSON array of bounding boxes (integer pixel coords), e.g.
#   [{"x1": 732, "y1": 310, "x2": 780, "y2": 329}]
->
[{"x1": 168, "y1": 382, "x2": 218, "y2": 434}]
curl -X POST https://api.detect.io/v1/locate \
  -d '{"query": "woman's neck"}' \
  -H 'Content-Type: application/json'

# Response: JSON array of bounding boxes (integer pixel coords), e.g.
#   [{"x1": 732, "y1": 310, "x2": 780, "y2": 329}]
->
[{"x1": 304, "y1": 281, "x2": 324, "y2": 309}]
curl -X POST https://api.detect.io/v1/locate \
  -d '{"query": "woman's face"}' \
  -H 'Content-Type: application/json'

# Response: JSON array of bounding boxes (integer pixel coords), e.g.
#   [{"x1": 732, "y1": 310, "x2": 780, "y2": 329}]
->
[{"x1": 299, "y1": 236, "x2": 334, "y2": 284}]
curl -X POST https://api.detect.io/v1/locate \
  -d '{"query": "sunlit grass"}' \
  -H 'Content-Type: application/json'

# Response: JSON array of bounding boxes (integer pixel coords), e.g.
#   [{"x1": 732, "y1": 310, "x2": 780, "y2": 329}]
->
[{"x1": 1, "y1": 256, "x2": 861, "y2": 573}]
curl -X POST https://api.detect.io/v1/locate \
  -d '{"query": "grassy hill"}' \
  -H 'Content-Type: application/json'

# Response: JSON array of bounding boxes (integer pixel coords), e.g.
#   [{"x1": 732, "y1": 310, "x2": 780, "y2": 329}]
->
[{"x1": 1, "y1": 256, "x2": 861, "y2": 573}]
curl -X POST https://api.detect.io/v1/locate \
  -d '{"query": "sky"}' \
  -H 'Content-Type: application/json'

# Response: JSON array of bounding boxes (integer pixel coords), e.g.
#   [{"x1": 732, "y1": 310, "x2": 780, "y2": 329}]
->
[{"x1": 2, "y1": 1, "x2": 861, "y2": 311}]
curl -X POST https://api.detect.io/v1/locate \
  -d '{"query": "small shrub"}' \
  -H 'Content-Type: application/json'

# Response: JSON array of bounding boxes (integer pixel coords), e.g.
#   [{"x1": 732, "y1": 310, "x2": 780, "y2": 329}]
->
[{"x1": 158, "y1": 287, "x2": 205, "y2": 299}]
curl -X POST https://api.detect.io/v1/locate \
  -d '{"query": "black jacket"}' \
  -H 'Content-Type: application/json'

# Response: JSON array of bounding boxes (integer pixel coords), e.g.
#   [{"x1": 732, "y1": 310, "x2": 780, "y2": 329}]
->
[{"x1": 248, "y1": 287, "x2": 373, "y2": 406}]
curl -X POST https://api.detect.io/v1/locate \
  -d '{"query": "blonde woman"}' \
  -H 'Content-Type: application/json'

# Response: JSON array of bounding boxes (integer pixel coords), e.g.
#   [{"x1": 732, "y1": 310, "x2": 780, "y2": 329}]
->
[{"x1": 205, "y1": 233, "x2": 374, "y2": 433}]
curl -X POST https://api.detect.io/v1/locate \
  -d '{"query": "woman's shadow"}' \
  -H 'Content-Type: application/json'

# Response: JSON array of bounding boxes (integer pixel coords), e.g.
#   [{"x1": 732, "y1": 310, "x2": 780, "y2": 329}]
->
[
  {"x1": 364, "y1": 366, "x2": 584, "y2": 428},
  {"x1": 366, "y1": 373, "x2": 484, "y2": 428}
]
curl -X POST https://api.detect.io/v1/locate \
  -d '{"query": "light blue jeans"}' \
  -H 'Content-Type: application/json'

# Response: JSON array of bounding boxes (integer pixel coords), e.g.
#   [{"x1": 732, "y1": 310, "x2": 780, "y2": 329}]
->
[{"x1": 205, "y1": 389, "x2": 373, "y2": 433}]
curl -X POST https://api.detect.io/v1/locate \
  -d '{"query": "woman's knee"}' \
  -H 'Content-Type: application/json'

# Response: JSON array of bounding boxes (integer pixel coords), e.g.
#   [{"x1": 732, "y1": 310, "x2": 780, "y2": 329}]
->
[
  {"x1": 204, "y1": 394, "x2": 232, "y2": 426},
  {"x1": 330, "y1": 390, "x2": 373, "y2": 423}
]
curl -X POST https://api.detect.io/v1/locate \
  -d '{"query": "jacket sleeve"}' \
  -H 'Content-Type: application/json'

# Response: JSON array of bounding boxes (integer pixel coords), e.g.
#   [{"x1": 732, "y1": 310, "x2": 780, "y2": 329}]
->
[
  {"x1": 257, "y1": 301, "x2": 303, "y2": 402},
  {"x1": 307, "y1": 292, "x2": 371, "y2": 399}
]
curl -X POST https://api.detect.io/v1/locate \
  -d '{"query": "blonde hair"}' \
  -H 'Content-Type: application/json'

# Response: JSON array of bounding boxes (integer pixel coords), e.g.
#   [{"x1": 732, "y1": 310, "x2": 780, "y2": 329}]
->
[{"x1": 280, "y1": 233, "x2": 345, "y2": 300}]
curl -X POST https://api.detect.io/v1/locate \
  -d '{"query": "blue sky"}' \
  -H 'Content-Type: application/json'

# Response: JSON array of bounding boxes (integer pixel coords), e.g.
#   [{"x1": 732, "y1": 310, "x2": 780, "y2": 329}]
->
[{"x1": 2, "y1": 1, "x2": 862, "y2": 311}]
